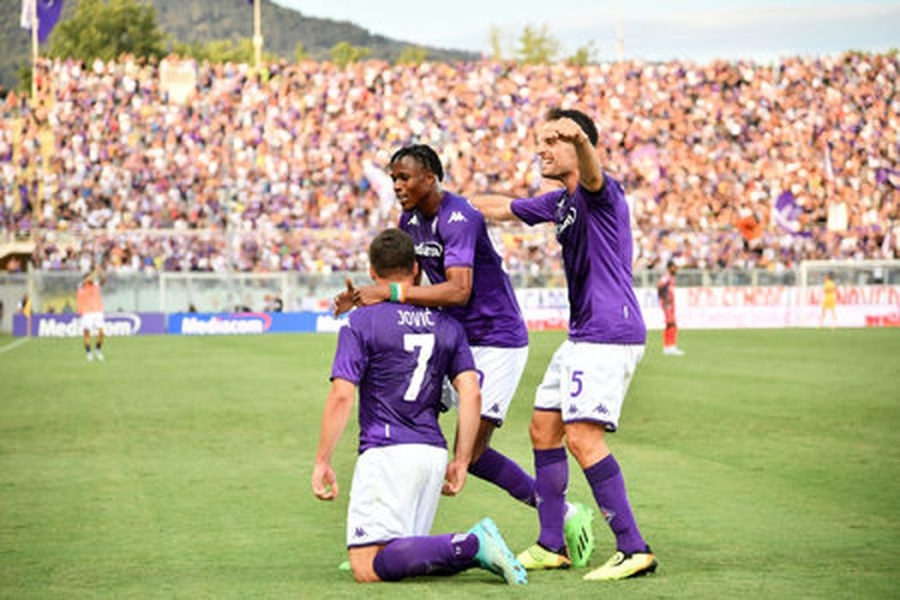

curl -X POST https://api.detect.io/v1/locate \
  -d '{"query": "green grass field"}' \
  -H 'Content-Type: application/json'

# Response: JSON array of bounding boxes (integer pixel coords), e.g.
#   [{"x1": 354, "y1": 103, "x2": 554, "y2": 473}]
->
[{"x1": 1, "y1": 328, "x2": 899, "y2": 598}]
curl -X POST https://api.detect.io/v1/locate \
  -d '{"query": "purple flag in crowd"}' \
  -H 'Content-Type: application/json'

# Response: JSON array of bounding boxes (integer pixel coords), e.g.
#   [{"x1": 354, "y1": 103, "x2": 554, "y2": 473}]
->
[
  {"x1": 773, "y1": 190, "x2": 801, "y2": 233},
  {"x1": 20, "y1": 0, "x2": 65, "y2": 44},
  {"x1": 876, "y1": 167, "x2": 900, "y2": 189},
  {"x1": 823, "y1": 141, "x2": 835, "y2": 182}
]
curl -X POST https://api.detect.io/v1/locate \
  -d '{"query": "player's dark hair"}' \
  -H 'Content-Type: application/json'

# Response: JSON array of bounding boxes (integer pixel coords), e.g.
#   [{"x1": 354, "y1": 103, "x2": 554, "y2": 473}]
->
[
  {"x1": 389, "y1": 144, "x2": 444, "y2": 182},
  {"x1": 369, "y1": 228, "x2": 416, "y2": 278},
  {"x1": 546, "y1": 107, "x2": 599, "y2": 147}
]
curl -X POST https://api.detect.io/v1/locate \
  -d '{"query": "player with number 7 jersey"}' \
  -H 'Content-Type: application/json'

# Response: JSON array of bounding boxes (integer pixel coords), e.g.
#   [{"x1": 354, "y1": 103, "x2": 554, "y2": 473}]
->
[
  {"x1": 313, "y1": 228, "x2": 527, "y2": 585},
  {"x1": 332, "y1": 302, "x2": 472, "y2": 453}
]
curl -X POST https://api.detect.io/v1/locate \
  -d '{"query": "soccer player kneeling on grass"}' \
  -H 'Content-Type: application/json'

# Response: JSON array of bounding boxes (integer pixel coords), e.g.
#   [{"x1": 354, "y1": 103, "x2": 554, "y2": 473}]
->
[{"x1": 311, "y1": 228, "x2": 527, "y2": 585}]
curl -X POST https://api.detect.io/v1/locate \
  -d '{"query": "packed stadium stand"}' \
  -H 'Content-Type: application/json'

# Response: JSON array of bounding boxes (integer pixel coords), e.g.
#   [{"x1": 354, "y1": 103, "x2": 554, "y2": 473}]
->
[{"x1": 1, "y1": 53, "x2": 897, "y2": 275}]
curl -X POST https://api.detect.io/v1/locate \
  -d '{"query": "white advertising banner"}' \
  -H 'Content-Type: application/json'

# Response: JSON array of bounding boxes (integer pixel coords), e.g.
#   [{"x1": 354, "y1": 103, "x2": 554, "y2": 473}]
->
[{"x1": 516, "y1": 286, "x2": 900, "y2": 331}]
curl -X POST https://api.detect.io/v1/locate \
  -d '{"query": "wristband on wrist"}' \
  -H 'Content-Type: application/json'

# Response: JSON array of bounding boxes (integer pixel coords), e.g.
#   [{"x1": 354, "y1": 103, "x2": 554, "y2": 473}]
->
[{"x1": 389, "y1": 282, "x2": 405, "y2": 303}]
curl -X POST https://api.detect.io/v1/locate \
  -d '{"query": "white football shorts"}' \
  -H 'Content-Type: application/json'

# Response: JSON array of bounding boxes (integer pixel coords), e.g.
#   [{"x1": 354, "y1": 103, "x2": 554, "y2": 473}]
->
[
  {"x1": 81, "y1": 312, "x2": 105, "y2": 334},
  {"x1": 346, "y1": 443, "x2": 447, "y2": 548},
  {"x1": 442, "y1": 345, "x2": 528, "y2": 425},
  {"x1": 533, "y1": 340, "x2": 644, "y2": 432}
]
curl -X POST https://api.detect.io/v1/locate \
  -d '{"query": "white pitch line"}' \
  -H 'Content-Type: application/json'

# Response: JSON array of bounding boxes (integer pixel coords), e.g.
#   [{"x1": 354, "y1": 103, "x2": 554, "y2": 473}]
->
[{"x1": 0, "y1": 337, "x2": 30, "y2": 354}]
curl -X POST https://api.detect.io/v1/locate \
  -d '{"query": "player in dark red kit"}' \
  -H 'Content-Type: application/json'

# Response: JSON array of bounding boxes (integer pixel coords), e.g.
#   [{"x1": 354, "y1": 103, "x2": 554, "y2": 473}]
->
[{"x1": 657, "y1": 260, "x2": 684, "y2": 356}]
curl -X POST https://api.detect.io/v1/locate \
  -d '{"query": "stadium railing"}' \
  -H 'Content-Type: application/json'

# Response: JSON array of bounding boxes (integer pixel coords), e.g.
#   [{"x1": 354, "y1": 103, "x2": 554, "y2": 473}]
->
[{"x1": 1, "y1": 261, "x2": 898, "y2": 334}]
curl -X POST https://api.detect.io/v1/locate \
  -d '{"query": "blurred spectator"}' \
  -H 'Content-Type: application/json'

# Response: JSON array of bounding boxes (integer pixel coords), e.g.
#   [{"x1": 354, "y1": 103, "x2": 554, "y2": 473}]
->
[
  {"x1": 263, "y1": 293, "x2": 283, "y2": 312},
  {"x1": 17, "y1": 294, "x2": 30, "y2": 315}
]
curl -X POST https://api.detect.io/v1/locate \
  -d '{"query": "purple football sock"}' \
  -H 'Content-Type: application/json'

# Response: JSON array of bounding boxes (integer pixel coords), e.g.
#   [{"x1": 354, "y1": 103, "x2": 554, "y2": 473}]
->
[
  {"x1": 584, "y1": 454, "x2": 647, "y2": 555},
  {"x1": 469, "y1": 447, "x2": 536, "y2": 507},
  {"x1": 534, "y1": 447, "x2": 568, "y2": 553},
  {"x1": 372, "y1": 533, "x2": 478, "y2": 581}
]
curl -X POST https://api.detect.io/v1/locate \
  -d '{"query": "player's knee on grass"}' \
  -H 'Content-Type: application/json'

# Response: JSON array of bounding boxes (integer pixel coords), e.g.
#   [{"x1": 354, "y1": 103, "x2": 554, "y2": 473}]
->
[{"x1": 349, "y1": 546, "x2": 382, "y2": 583}]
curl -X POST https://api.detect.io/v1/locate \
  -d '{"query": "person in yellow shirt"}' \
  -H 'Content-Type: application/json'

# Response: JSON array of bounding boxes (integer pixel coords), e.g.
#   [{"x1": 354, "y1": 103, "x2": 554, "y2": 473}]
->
[
  {"x1": 819, "y1": 272, "x2": 837, "y2": 329},
  {"x1": 76, "y1": 269, "x2": 106, "y2": 361}
]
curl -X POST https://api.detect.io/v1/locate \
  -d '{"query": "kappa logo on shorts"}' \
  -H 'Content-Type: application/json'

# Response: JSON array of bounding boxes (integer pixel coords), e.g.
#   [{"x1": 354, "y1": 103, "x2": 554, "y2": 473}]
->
[
  {"x1": 489, "y1": 403, "x2": 501, "y2": 413},
  {"x1": 594, "y1": 403, "x2": 610, "y2": 415},
  {"x1": 354, "y1": 527, "x2": 367, "y2": 538},
  {"x1": 568, "y1": 405, "x2": 579, "y2": 415}
]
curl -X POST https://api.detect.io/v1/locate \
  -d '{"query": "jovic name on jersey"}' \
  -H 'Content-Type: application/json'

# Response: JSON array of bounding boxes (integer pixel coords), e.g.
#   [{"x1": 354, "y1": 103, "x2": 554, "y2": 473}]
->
[{"x1": 330, "y1": 302, "x2": 476, "y2": 454}]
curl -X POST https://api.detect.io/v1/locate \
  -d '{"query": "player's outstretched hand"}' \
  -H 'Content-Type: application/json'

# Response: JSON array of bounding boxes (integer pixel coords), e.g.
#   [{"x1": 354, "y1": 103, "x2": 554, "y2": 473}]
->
[
  {"x1": 312, "y1": 462, "x2": 339, "y2": 500},
  {"x1": 442, "y1": 459, "x2": 468, "y2": 496},
  {"x1": 332, "y1": 277, "x2": 358, "y2": 317}
]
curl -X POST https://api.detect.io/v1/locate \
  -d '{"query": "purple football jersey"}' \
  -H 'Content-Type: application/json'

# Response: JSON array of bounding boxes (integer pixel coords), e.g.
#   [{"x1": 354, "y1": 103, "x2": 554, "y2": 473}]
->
[
  {"x1": 331, "y1": 302, "x2": 476, "y2": 454},
  {"x1": 511, "y1": 176, "x2": 646, "y2": 344},
  {"x1": 399, "y1": 191, "x2": 528, "y2": 348}
]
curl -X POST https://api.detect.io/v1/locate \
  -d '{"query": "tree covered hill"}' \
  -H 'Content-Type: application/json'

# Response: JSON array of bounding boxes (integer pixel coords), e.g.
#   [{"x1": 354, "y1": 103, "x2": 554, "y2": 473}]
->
[{"x1": 0, "y1": 0, "x2": 478, "y2": 92}]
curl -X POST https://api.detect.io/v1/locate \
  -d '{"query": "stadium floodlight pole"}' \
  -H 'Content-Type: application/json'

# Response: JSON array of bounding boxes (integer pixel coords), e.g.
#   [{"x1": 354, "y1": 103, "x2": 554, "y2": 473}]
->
[
  {"x1": 26, "y1": 269, "x2": 35, "y2": 338},
  {"x1": 615, "y1": 0, "x2": 624, "y2": 62},
  {"x1": 252, "y1": 0, "x2": 263, "y2": 72}
]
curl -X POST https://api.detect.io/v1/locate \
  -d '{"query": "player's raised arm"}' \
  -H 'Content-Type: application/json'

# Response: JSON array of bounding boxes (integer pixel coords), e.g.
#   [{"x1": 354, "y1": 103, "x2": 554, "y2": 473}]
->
[
  {"x1": 311, "y1": 378, "x2": 356, "y2": 500},
  {"x1": 549, "y1": 117, "x2": 605, "y2": 193}
]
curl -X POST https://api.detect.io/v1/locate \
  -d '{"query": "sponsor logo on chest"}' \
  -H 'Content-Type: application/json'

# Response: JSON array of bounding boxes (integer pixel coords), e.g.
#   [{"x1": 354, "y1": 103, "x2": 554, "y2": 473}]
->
[{"x1": 415, "y1": 241, "x2": 443, "y2": 258}]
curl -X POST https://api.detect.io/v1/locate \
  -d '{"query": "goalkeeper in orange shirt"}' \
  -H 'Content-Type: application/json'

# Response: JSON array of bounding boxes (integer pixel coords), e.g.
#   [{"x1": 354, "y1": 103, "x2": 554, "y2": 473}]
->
[{"x1": 76, "y1": 268, "x2": 106, "y2": 362}]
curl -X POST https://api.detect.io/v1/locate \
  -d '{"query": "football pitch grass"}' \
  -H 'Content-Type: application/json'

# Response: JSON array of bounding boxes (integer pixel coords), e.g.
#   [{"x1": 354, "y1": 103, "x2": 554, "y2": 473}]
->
[{"x1": 1, "y1": 328, "x2": 898, "y2": 598}]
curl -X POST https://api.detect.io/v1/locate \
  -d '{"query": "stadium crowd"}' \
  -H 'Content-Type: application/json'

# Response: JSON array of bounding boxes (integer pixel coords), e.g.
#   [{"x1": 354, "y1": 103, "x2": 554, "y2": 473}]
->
[{"x1": 1, "y1": 51, "x2": 898, "y2": 275}]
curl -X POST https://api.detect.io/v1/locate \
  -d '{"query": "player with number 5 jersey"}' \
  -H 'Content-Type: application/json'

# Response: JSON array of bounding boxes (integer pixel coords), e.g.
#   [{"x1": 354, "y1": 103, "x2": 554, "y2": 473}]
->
[{"x1": 473, "y1": 108, "x2": 657, "y2": 581}]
